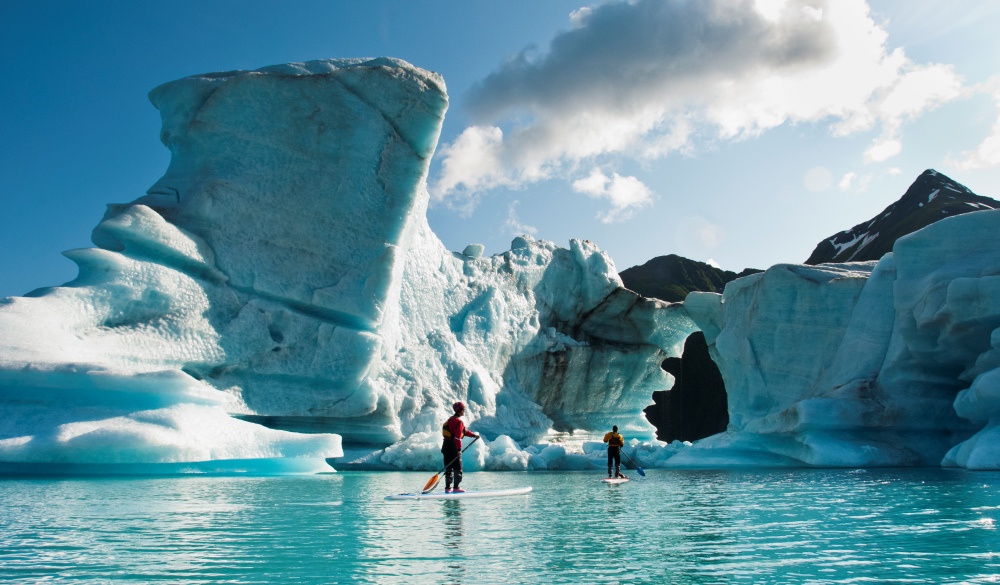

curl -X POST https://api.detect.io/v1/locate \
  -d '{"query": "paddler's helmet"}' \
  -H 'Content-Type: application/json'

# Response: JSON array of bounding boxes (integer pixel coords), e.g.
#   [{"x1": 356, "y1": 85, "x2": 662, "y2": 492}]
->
[{"x1": 453, "y1": 401, "x2": 466, "y2": 413}]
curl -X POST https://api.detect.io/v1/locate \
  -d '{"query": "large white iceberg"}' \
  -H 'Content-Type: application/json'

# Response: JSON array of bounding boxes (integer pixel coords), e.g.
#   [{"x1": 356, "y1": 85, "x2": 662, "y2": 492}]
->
[
  {"x1": 7, "y1": 56, "x2": 1000, "y2": 474},
  {"x1": 0, "y1": 58, "x2": 695, "y2": 474},
  {"x1": 680, "y1": 208, "x2": 1000, "y2": 470}
]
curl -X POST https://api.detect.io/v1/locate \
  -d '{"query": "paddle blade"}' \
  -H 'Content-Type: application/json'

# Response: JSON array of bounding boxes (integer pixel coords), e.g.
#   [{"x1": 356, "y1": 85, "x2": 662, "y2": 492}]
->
[
  {"x1": 636, "y1": 467, "x2": 646, "y2": 477},
  {"x1": 422, "y1": 473, "x2": 441, "y2": 494}
]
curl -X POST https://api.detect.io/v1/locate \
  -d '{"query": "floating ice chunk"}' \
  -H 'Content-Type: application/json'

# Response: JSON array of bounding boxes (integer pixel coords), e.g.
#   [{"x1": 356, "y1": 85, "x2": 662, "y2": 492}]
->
[
  {"x1": 0, "y1": 367, "x2": 341, "y2": 471},
  {"x1": 483, "y1": 435, "x2": 531, "y2": 470},
  {"x1": 379, "y1": 431, "x2": 443, "y2": 471}
]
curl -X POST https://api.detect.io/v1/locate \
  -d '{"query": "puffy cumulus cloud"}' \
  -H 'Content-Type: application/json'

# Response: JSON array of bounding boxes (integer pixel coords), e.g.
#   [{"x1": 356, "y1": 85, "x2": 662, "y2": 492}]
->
[
  {"x1": 864, "y1": 138, "x2": 902, "y2": 163},
  {"x1": 571, "y1": 168, "x2": 653, "y2": 222},
  {"x1": 432, "y1": 0, "x2": 968, "y2": 211},
  {"x1": 433, "y1": 125, "x2": 506, "y2": 211},
  {"x1": 876, "y1": 64, "x2": 964, "y2": 131},
  {"x1": 857, "y1": 62, "x2": 965, "y2": 163}
]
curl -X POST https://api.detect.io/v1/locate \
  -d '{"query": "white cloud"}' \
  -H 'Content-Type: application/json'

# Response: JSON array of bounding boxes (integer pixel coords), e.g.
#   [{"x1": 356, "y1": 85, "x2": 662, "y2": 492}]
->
[
  {"x1": 432, "y1": 0, "x2": 967, "y2": 212},
  {"x1": 504, "y1": 200, "x2": 537, "y2": 236},
  {"x1": 949, "y1": 85, "x2": 1000, "y2": 170},
  {"x1": 571, "y1": 168, "x2": 653, "y2": 223},
  {"x1": 839, "y1": 171, "x2": 858, "y2": 191},
  {"x1": 878, "y1": 65, "x2": 964, "y2": 125},
  {"x1": 864, "y1": 138, "x2": 902, "y2": 163},
  {"x1": 754, "y1": 0, "x2": 790, "y2": 22},
  {"x1": 433, "y1": 125, "x2": 506, "y2": 210},
  {"x1": 838, "y1": 171, "x2": 874, "y2": 191},
  {"x1": 853, "y1": 62, "x2": 966, "y2": 163},
  {"x1": 887, "y1": 167, "x2": 902, "y2": 176},
  {"x1": 568, "y1": 6, "x2": 593, "y2": 29},
  {"x1": 954, "y1": 125, "x2": 1000, "y2": 170},
  {"x1": 571, "y1": 167, "x2": 609, "y2": 197}
]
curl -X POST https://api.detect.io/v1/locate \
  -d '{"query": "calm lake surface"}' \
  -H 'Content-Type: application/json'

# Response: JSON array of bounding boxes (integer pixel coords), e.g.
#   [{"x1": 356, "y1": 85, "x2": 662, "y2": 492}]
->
[{"x1": 1, "y1": 468, "x2": 998, "y2": 584}]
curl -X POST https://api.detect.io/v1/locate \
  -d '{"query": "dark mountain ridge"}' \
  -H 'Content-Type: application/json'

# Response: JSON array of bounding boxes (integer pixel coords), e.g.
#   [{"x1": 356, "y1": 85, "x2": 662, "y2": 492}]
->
[
  {"x1": 619, "y1": 254, "x2": 760, "y2": 303},
  {"x1": 805, "y1": 169, "x2": 999, "y2": 265}
]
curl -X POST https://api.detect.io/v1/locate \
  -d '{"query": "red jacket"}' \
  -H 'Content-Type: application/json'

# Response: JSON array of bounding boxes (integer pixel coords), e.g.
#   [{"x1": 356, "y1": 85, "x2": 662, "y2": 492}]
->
[{"x1": 442, "y1": 415, "x2": 476, "y2": 450}]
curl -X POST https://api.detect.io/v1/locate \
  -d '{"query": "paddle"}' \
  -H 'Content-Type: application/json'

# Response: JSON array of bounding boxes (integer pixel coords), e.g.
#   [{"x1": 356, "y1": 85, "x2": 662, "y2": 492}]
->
[
  {"x1": 620, "y1": 449, "x2": 646, "y2": 477},
  {"x1": 422, "y1": 435, "x2": 480, "y2": 493}
]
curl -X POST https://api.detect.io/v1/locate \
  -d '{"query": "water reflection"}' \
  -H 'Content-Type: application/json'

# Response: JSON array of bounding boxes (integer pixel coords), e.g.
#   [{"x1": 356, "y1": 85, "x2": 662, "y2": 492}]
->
[
  {"x1": 442, "y1": 500, "x2": 465, "y2": 585},
  {"x1": 1, "y1": 469, "x2": 999, "y2": 584}
]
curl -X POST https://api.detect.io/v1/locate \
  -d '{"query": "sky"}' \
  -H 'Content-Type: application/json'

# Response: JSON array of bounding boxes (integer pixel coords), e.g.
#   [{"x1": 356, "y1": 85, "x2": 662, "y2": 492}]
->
[{"x1": 2, "y1": 0, "x2": 1000, "y2": 299}]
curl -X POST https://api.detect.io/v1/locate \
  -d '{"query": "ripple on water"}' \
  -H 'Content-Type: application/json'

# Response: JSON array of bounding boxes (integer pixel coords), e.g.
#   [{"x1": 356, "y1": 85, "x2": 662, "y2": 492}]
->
[{"x1": 1, "y1": 469, "x2": 999, "y2": 583}]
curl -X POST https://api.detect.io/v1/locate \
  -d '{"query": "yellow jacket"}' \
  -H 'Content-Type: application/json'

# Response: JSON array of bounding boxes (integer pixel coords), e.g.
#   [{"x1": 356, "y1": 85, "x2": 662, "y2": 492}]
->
[{"x1": 603, "y1": 432, "x2": 624, "y2": 448}]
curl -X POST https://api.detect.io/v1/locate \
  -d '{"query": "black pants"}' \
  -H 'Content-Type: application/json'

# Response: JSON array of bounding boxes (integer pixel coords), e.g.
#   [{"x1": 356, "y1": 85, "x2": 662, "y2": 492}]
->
[
  {"x1": 442, "y1": 442, "x2": 463, "y2": 489},
  {"x1": 608, "y1": 446, "x2": 621, "y2": 476}
]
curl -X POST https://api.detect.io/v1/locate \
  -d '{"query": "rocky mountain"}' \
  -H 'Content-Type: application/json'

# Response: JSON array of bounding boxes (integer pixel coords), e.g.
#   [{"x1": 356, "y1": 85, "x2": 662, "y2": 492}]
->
[
  {"x1": 619, "y1": 254, "x2": 760, "y2": 303},
  {"x1": 805, "y1": 169, "x2": 999, "y2": 265}
]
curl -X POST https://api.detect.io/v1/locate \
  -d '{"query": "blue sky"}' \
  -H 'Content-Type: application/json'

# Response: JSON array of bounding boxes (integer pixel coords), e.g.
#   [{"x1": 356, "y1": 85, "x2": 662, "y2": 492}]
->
[{"x1": 2, "y1": 1, "x2": 1000, "y2": 299}]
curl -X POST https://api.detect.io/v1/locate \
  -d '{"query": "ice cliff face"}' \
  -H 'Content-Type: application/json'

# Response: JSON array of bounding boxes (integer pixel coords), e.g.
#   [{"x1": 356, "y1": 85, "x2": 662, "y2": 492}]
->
[
  {"x1": 390, "y1": 228, "x2": 696, "y2": 445},
  {"x1": 0, "y1": 58, "x2": 694, "y2": 473},
  {"x1": 680, "y1": 208, "x2": 1000, "y2": 469}
]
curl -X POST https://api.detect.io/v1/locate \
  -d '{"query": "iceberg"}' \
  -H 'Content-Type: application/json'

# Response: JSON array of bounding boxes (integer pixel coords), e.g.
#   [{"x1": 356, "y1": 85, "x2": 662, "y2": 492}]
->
[
  {"x1": 8, "y1": 56, "x2": 1000, "y2": 474},
  {"x1": 0, "y1": 58, "x2": 695, "y2": 474},
  {"x1": 680, "y1": 208, "x2": 1000, "y2": 469}
]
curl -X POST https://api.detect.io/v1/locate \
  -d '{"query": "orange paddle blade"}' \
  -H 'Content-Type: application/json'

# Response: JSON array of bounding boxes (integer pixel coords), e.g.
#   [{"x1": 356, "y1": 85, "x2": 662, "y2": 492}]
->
[{"x1": 422, "y1": 473, "x2": 441, "y2": 494}]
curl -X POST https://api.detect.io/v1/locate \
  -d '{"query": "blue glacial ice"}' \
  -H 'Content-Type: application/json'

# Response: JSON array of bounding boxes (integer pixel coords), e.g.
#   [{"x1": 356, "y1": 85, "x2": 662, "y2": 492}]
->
[
  {"x1": 679, "y1": 208, "x2": 1000, "y2": 469},
  {"x1": 5, "y1": 56, "x2": 1000, "y2": 474},
  {"x1": 0, "y1": 58, "x2": 695, "y2": 474}
]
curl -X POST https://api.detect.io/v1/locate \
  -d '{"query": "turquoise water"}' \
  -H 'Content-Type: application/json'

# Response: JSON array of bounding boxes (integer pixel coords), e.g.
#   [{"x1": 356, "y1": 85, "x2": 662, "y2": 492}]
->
[{"x1": 1, "y1": 468, "x2": 999, "y2": 584}]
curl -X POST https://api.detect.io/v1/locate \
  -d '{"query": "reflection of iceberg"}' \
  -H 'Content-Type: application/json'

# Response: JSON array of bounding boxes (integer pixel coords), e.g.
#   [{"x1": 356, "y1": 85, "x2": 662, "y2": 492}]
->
[
  {"x1": 678, "y1": 208, "x2": 1000, "y2": 470},
  {"x1": 0, "y1": 58, "x2": 694, "y2": 474}
]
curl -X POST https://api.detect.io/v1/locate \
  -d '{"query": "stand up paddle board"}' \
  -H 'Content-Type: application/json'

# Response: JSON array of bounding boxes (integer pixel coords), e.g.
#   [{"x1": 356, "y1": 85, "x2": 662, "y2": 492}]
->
[
  {"x1": 601, "y1": 477, "x2": 629, "y2": 484},
  {"x1": 386, "y1": 486, "x2": 532, "y2": 501}
]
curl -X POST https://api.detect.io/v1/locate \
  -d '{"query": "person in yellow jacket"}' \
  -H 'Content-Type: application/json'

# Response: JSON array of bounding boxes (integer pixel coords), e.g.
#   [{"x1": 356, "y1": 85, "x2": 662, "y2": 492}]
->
[{"x1": 603, "y1": 425, "x2": 627, "y2": 478}]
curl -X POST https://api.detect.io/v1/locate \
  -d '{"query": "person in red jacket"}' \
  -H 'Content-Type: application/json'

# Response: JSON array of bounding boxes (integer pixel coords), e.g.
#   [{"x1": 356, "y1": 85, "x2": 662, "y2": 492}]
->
[{"x1": 441, "y1": 401, "x2": 479, "y2": 493}]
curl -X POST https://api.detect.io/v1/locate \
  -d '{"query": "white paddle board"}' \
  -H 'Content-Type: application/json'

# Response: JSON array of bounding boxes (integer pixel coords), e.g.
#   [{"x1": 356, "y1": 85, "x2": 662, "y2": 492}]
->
[
  {"x1": 601, "y1": 477, "x2": 630, "y2": 484},
  {"x1": 386, "y1": 486, "x2": 532, "y2": 501}
]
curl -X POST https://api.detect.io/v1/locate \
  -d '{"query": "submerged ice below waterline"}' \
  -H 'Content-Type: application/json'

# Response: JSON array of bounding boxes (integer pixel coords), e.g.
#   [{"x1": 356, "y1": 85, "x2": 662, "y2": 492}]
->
[{"x1": 1, "y1": 469, "x2": 998, "y2": 584}]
